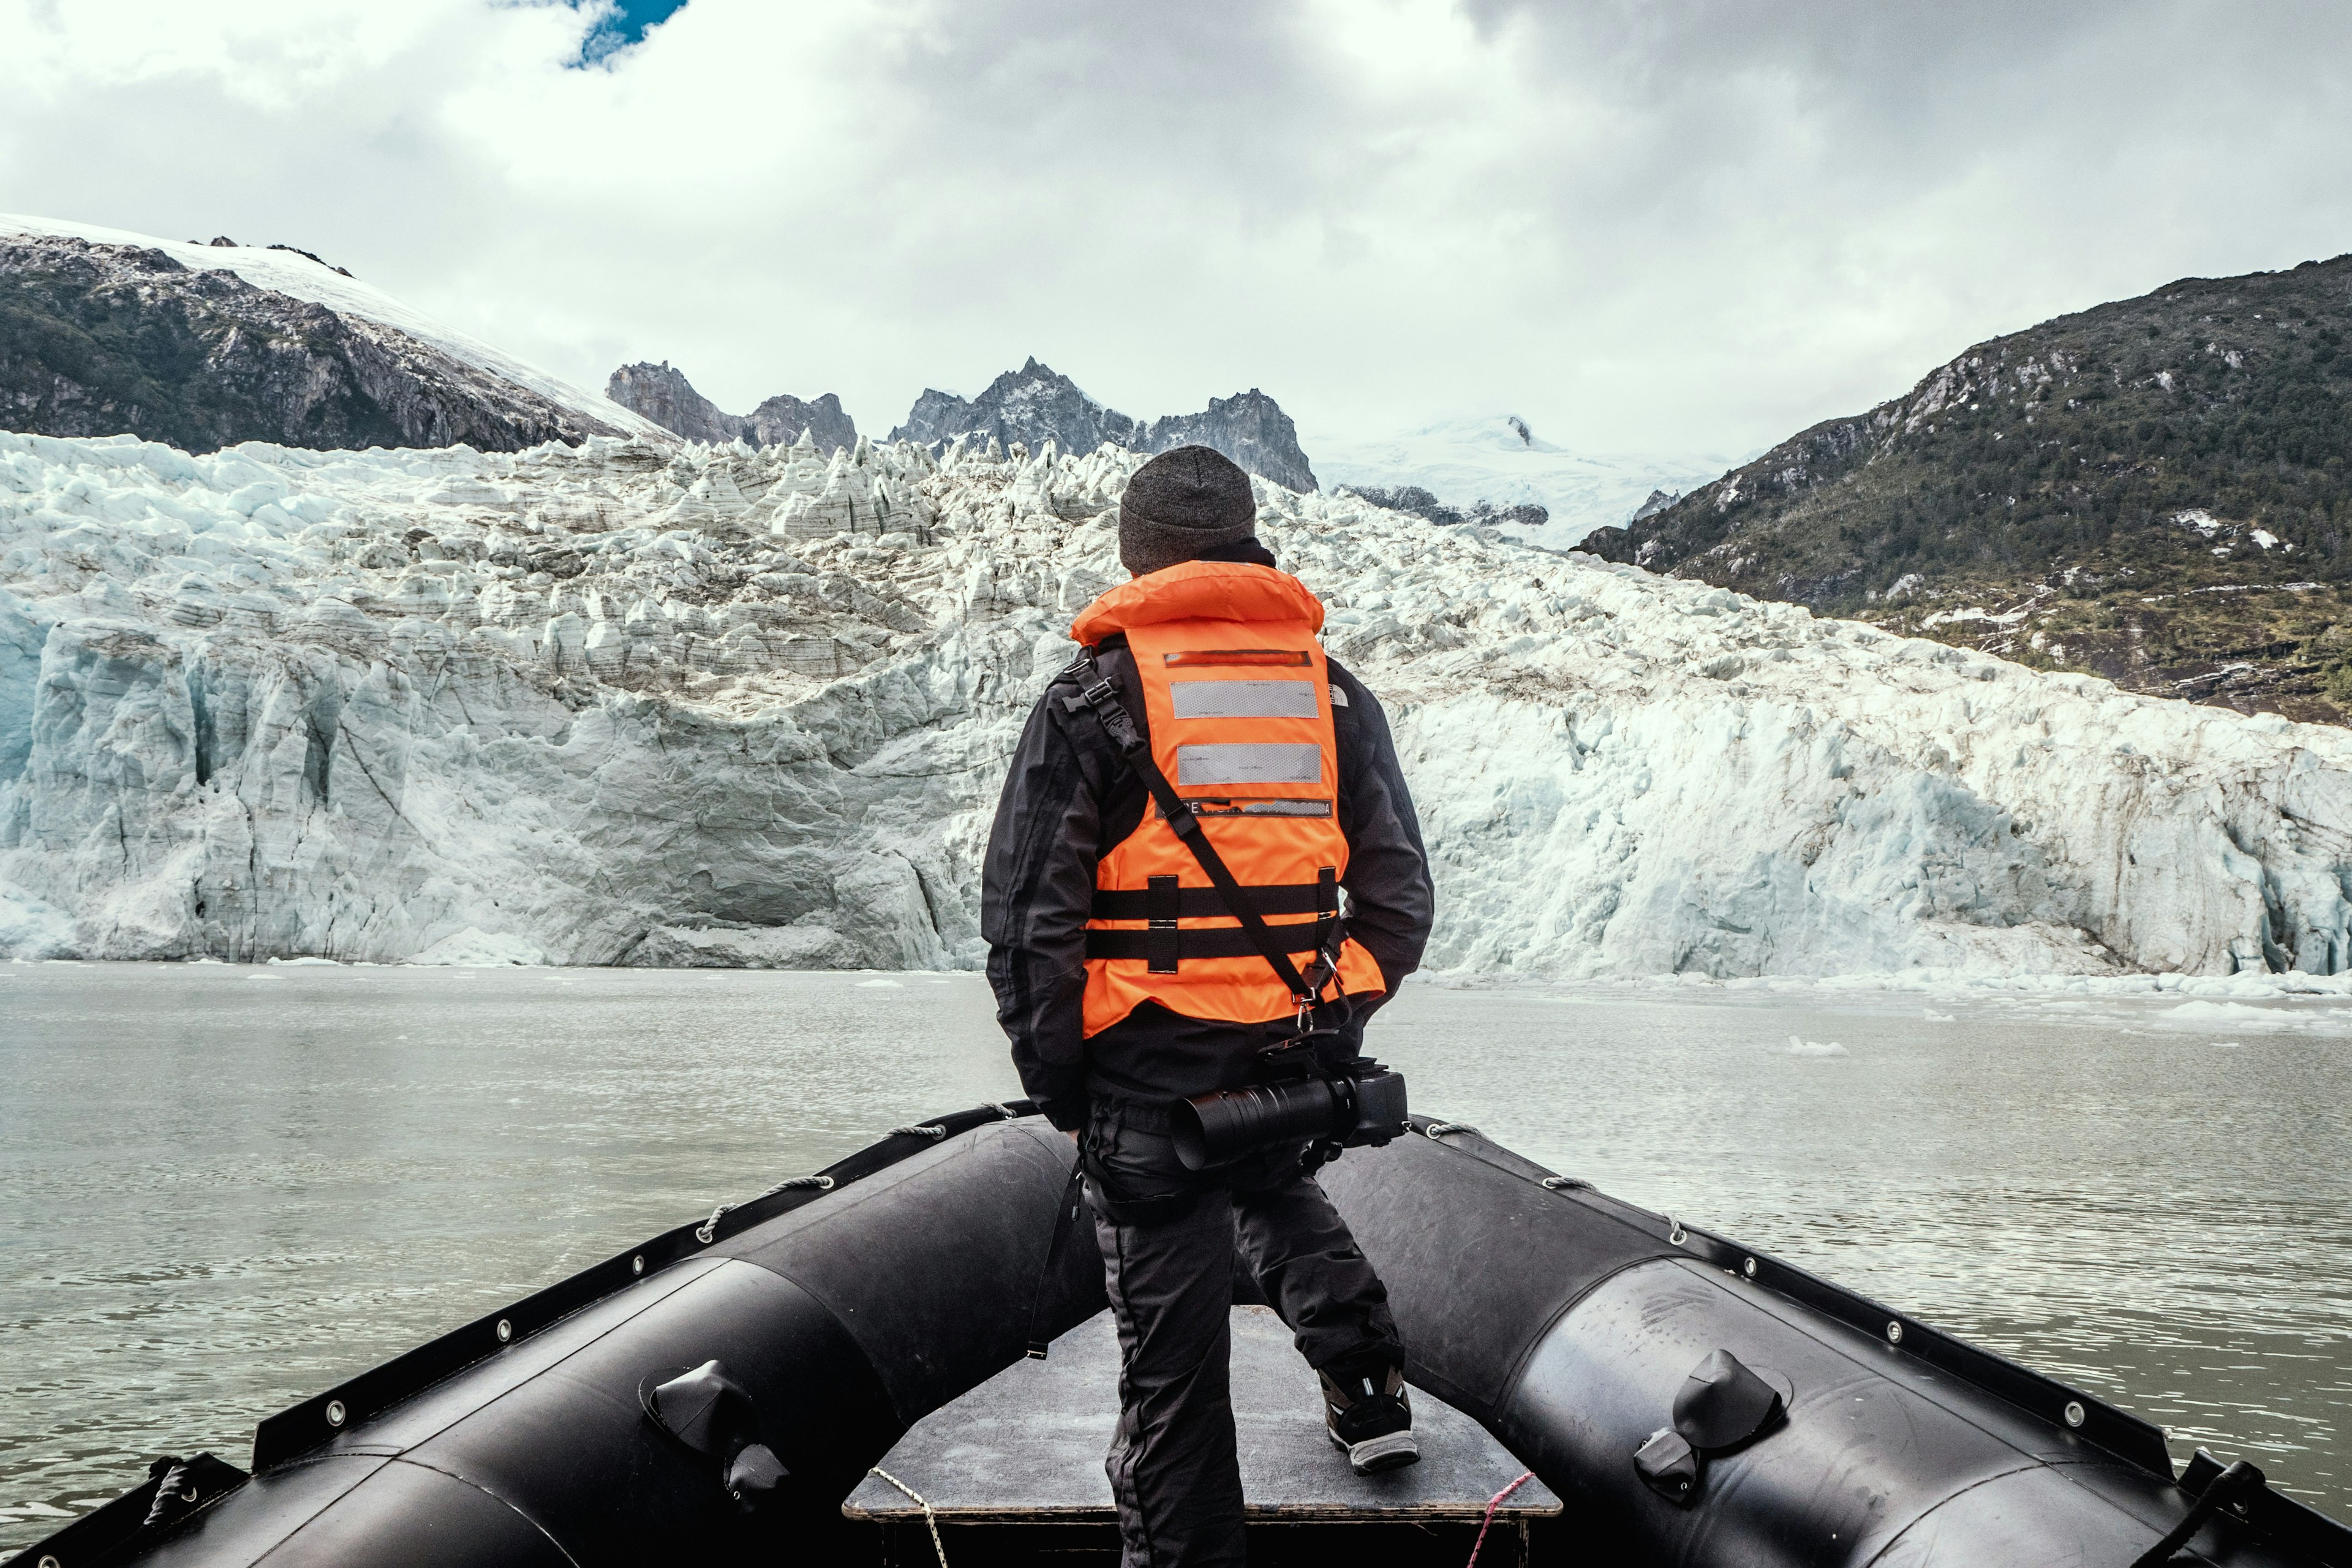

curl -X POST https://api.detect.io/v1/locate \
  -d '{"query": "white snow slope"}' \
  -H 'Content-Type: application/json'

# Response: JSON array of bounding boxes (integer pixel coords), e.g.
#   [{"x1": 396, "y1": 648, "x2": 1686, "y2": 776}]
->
[
  {"x1": 2, "y1": 428, "x2": 2348, "y2": 979},
  {"x1": 0, "y1": 214, "x2": 673, "y2": 445},
  {"x1": 1306, "y1": 415, "x2": 1733, "y2": 548}
]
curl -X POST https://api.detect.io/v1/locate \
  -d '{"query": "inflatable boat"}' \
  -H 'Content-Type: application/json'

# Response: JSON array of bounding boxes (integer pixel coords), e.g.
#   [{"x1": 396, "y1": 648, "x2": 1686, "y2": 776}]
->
[{"x1": 21, "y1": 1104, "x2": 2352, "y2": 1567}]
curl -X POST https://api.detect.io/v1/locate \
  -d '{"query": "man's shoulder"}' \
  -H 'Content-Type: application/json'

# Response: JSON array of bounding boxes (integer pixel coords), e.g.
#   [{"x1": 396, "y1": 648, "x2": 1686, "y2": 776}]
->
[{"x1": 1325, "y1": 655, "x2": 1382, "y2": 714}]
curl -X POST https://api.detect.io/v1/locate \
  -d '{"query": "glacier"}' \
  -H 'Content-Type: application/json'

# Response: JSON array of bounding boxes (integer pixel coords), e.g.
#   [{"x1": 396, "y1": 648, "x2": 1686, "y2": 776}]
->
[
  {"x1": 1305, "y1": 415, "x2": 1733, "y2": 548},
  {"x1": 1, "y1": 425, "x2": 2348, "y2": 980}
]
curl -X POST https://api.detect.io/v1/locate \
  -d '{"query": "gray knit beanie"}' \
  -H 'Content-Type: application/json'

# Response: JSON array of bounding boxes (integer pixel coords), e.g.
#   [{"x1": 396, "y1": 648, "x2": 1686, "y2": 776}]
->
[{"x1": 1118, "y1": 446, "x2": 1259, "y2": 576}]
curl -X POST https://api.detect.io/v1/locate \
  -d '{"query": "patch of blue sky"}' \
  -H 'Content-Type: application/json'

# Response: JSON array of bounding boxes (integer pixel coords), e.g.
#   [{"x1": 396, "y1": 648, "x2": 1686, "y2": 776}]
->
[{"x1": 571, "y1": 0, "x2": 688, "y2": 66}]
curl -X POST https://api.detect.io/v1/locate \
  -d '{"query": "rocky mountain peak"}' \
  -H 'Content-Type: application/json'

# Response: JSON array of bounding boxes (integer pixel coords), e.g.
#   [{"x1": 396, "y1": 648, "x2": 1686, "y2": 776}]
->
[
  {"x1": 605, "y1": 361, "x2": 857, "y2": 453},
  {"x1": 889, "y1": 360, "x2": 1317, "y2": 491}
]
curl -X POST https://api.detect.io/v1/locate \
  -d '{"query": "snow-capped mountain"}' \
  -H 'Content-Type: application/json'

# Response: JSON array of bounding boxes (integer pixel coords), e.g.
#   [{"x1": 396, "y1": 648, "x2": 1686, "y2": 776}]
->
[
  {"x1": 1309, "y1": 415, "x2": 1732, "y2": 548},
  {"x1": 891, "y1": 359, "x2": 1319, "y2": 492},
  {"x1": 3, "y1": 428, "x2": 2345, "y2": 981},
  {"x1": 0, "y1": 215, "x2": 668, "y2": 450}
]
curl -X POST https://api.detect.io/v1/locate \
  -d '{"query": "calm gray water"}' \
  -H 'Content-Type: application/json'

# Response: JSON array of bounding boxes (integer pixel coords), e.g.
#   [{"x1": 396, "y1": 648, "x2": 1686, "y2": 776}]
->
[{"x1": 3, "y1": 963, "x2": 2348, "y2": 1552}]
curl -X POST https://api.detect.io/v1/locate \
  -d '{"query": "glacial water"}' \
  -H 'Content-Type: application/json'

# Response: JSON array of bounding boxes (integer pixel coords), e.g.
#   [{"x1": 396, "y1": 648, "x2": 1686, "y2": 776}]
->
[{"x1": 3, "y1": 963, "x2": 2348, "y2": 1553}]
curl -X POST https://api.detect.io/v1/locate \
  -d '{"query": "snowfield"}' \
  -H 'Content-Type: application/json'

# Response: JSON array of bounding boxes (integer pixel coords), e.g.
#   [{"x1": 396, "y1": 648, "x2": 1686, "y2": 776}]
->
[
  {"x1": 1305, "y1": 414, "x2": 1732, "y2": 547},
  {"x1": 2, "y1": 428, "x2": 2348, "y2": 979}
]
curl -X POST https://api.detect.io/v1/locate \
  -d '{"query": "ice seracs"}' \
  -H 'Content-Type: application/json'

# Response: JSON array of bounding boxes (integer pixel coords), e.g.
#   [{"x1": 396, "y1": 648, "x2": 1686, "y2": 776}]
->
[{"x1": 1, "y1": 429, "x2": 2348, "y2": 979}]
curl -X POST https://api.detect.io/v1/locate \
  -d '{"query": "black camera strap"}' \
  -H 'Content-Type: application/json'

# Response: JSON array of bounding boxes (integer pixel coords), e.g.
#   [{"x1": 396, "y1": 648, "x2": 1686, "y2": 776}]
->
[
  {"x1": 1024, "y1": 1153, "x2": 1089, "y2": 1359},
  {"x1": 1066, "y1": 650, "x2": 1342, "y2": 1015}
]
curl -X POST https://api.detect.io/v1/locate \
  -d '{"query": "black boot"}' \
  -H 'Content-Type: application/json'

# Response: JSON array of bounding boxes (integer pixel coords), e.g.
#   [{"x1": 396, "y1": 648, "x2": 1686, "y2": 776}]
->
[{"x1": 1319, "y1": 1352, "x2": 1418, "y2": 1476}]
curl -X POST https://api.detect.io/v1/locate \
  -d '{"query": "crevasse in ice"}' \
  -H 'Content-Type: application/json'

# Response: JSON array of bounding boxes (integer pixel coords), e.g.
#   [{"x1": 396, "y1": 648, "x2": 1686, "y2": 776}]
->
[{"x1": 1, "y1": 428, "x2": 2347, "y2": 978}]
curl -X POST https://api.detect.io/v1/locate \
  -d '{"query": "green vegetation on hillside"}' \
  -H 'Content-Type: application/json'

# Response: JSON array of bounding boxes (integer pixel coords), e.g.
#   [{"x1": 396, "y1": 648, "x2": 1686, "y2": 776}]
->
[{"x1": 1578, "y1": 255, "x2": 2352, "y2": 723}]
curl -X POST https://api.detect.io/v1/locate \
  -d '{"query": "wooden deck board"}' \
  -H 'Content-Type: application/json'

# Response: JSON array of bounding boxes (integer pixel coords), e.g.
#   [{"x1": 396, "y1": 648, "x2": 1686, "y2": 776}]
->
[{"x1": 843, "y1": 1306, "x2": 1561, "y2": 1523}]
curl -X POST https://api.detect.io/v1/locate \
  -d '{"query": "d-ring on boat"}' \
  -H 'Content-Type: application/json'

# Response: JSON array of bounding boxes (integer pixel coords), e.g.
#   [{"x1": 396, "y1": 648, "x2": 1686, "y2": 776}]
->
[{"x1": 21, "y1": 1105, "x2": 2352, "y2": 1567}]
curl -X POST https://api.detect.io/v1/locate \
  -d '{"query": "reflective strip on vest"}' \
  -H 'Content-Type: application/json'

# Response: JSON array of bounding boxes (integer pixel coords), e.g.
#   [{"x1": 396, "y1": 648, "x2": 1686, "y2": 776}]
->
[
  {"x1": 1170, "y1": 679, "x2": 1321, "y2": 720},
  {"x1": 1176, "y1": 742, "x2": 1324, "y2": 786},
  {"x1": 1069, "y1": 560, "x2": 1388, "y2": 1038}
]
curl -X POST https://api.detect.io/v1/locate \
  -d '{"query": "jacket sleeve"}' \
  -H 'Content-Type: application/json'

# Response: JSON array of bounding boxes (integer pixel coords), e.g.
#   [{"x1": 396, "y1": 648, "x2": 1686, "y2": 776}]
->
[
  {"x1": 982, "y1": 686, "x2": 1104, "y2": 1131},
  {"x1": 1329, "y1": 658, "x2": 1434, "y2": 998}
]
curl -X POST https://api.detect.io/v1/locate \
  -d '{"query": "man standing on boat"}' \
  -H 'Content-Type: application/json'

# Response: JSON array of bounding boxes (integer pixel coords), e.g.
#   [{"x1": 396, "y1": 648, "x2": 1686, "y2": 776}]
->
[{"x1": 984, "y1": 445, "x2": 1436, "y2": 1567}]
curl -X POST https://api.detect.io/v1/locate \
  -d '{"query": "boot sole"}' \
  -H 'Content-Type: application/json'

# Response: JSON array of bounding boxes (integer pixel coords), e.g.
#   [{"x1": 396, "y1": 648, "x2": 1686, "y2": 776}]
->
[{"x1": 1330, "y1": 1427, "x2": 1420, "y2": 1476}]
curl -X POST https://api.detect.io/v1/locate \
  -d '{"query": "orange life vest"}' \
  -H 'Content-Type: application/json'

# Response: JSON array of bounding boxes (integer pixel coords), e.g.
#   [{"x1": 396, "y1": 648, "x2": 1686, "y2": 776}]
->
[{"x1": 1070, "y1": 560, "x2": 1387, "y2": 1038}]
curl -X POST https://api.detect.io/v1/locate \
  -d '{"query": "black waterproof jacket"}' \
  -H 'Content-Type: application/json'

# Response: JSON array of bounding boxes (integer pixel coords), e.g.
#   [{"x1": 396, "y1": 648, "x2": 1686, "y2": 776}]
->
[{"x1": 982, "y1": 635, "x2": 1435, "y2": 1131}]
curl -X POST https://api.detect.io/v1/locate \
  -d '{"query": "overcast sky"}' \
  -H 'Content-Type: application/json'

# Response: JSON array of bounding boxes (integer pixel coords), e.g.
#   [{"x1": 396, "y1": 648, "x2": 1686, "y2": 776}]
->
[{"x1": 5, "y1": 0, "x2": 2349, "y2": 459}]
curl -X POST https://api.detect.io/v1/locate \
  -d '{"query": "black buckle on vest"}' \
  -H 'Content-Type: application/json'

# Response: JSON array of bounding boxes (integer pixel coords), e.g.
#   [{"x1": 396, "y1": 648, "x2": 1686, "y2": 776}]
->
[
  {"x1": 1300, "y1": 867, "x2": 1341, "y2": 998},
  {"x1": 1147, "y1": 876, "x2": 1180, "y2": 974}
]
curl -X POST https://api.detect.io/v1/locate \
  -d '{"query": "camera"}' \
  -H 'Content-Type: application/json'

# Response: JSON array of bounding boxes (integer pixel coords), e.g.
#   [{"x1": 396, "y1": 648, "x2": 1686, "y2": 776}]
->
[{"x1": 1169, "y1": 1057, "x2": 1409, "y2": 1172}]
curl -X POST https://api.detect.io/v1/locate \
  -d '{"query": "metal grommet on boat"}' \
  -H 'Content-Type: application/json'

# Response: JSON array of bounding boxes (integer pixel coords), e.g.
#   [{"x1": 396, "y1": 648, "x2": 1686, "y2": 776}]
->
[
  {"x1": 1743, "y1": 1256, "x2": 1758, "y2": 1278},
  {"x1": 325, "y1": 1399, "x2": 347, "y2": 1428},
  {"x1": 496, "y1": 1319, "x2": 513, "y2": 1344},
  {"x1": 1667, "y1": 1216, "x2": 1687, "y2": 1246},
  {"x1": 39, "y1": 1555, "x2": 61, "y2": 1568},
  {"x1": 1886, "y1": 1321, "x2": 1905, "y2": 1345},
  {"x1": 2064, "y1": 1400, "x2": 2086, "y2": 1428},
  {"x1": 632, "y1": 1254, "x2": 646, "y2": 1275}
]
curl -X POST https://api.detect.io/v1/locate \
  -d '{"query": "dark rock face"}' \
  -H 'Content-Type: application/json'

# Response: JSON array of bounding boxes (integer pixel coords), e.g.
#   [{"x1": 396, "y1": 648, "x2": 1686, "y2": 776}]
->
[
  {"x1": 1145, "y1": 388, "x2": 1317, "y2": 492},
  {"x1": 888, "y1": 357, "x2": 1319, "y2": 491},
  {"x1": 741, "y1": 391, "x2": 856, "y2": 452},
  {"x1": 605, "y1": 361, "x2": 737, "y2": 443},
  {"x1": 1, "y1": 233, "x2": 635, "y2": 453},
  {"x1": 606, "y1": 361, "x2": 858, "y2": 453},
  {"x1": 1577, "y1": 253, "x2": 2352, "y2": 723},
  {"x1": 1340, "y1": 483, "x2": 1547, "y2": 530}
]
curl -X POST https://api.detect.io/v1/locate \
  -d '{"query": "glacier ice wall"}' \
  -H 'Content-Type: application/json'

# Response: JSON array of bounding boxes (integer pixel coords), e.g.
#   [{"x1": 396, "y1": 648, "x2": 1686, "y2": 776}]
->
[{"x1": 2, "y1": 427, "x2": 2347, "y2": 978}]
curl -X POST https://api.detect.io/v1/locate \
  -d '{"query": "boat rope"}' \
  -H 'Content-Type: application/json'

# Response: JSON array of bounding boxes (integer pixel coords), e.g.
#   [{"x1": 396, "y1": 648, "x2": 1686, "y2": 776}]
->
[
  {"x1": 988, "y1": 1102, "x2": 1022, "y2": 1121},
  {"x1": 695, "y1": 1175, "x2": 835, "y2": 1244},
  {"x1": 1425, "y1": 1121, "x2": 1479, "y2": 1139},
  {"x1": 868, "y1": 1466, "x2": 949, "y2": 1567},
  {"x1": 1464, "y1": 1469, "x2": 1535, "y2": 1567},
  {"x1": 889, "y1": 1123, "x2": 949, "y2": 1140}
]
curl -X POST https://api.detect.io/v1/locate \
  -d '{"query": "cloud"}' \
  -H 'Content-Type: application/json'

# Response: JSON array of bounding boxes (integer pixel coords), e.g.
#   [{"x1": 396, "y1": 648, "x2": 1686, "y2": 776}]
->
[{"x1": 2, "y1": 0, "x2": 2348, "y2": 461}]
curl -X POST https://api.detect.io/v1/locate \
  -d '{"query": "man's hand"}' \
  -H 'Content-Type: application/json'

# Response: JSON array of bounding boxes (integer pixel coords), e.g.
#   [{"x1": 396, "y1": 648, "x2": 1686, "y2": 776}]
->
[{"x1": 1066, "y1": 1129, "x2": 1080, "y2": 1143}]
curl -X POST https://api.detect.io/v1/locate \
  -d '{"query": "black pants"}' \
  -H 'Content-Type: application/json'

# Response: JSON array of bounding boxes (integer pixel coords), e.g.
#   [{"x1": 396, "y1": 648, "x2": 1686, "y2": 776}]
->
[{"x1": 1085, "y1": 1098, "x2": 1402, "y2": 1568}]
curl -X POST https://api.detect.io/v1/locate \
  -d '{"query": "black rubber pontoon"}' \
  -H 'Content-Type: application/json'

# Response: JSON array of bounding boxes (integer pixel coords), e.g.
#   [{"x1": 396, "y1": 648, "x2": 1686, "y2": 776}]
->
[{"x1": 24, "y1": 1106, "x2": 2352, "y2": 1567}]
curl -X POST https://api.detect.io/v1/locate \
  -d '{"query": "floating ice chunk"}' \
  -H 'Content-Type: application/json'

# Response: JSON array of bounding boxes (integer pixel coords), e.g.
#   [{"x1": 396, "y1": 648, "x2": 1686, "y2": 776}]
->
[
  {"x1": 245, "y1": 972, "x2": 285, "y2": 981},
  {"x1": 2211, "y1": 1041, "x2": 2242, "y2": 1049},
  {"x1": 855, "y1": 978, "x2": 905, "y2": 989},
  {"x1": 1923, "y1": 1009, "x2": 1956, "y2": 1023},
  {"x1": 2157, "y1": 1000, "x2": 2302, "y2": 1029},
  {"x1": 1783, "y1": 1035, "x2": 1849, "y2": 1057},
  {"x1": 269, "y1": 955, "x2": 341, "y2": 967},
  {"x1": 407, "y1": 928, "x2": 547, "y2": 967}
]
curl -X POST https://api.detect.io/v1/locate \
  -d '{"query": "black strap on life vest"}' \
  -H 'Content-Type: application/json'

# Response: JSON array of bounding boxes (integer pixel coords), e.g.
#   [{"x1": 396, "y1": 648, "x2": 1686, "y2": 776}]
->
[
  {"x1": 1088, "y1": 882, "x2": 1334, "y2": 921},
  {"x1": 1066, "y1": 650, "x2": 1343, "y2": 1011},
  {"x1": 1083, "y1": 922, "x2": 1340, "y2": 962}
]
